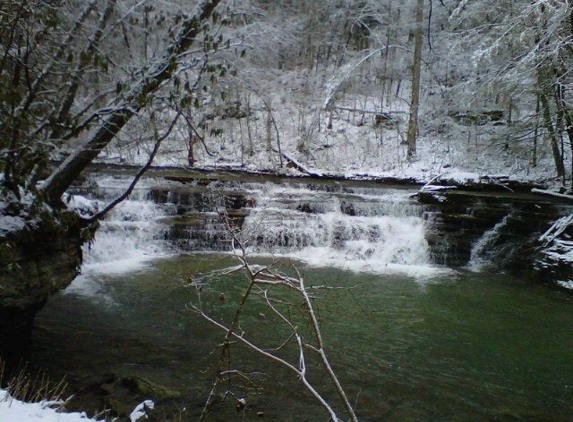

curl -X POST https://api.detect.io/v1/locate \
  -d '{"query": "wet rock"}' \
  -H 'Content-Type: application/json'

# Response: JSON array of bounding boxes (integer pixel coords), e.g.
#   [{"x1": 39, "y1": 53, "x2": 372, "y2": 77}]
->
[
  {"x1": 0, "y1": 210, "x2": 90, "y2": 365},
  {"x1": 420, "y1": 188, "x2": 572, "y2": 284},
  {"x1": 68, "y1": 373, "x2": 182, "y2": 419},
  {"x1": 340, "y1": 200, "x2": 356, "y2": 216},
  {"x1": 296, "y1": 203, "x2": 314, "y2": 214}
]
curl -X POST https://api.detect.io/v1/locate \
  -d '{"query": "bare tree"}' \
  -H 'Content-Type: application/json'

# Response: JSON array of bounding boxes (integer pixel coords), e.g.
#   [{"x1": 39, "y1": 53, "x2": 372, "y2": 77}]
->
[
  {"x1": 406, "y1": 0, "x2": 424, "y2": 161},
  {"x1": 189, "y1": 212, "x2": 359, "y2": 422}
]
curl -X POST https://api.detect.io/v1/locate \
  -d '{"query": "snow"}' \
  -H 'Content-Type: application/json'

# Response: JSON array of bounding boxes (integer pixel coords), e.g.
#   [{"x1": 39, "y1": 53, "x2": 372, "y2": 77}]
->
[
  {"x1": 129, "y1": 400, "x2": 154, "y2": 422},
  {"x1": 0, "y1": 389, "x2": 155, "y2": 422},
  {"x1": 0, "y1": 214, "x2": 27, "y2": 237},
  {"x1": 556, "y1": 280, "x2": 573, "y2": 289},
  {"x1": 539, "y1": 214, "x2": 573, "y2": 245},
  {"x1": 64, "y1": 195, "x2": 100, "y2": 218},
  {"x1": 532, "y1": 188, "x2": 573, "y2": 201},
  {"x1": 535, "y1": 215, "x2": 573, "y2": 289},
  {"x1": 96, "y1": 61, "x2": 562, "y2": 188},
  {"x1": 0, "y1": 389, "x2": 98, "y2": 422},
  {"x1": 0, "y1": 189, "x2": 40, "y2": 237}
]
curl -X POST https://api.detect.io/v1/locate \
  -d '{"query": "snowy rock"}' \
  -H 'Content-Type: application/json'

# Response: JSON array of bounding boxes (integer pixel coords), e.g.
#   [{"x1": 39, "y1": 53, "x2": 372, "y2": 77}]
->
[
  {"x1": 65, "y1": 194, "x2": 100, "y2": 218},
  {"x1": 129, "y1": 400, "x2": 155, "y2": 422},
  {"x1": 0, "y1": 215, "x2": 27, "y2": 237},
  {"x1": 0, "y1": 206, "x2": 88, "y2": 335},
  {"x1": 534, "y1": 214, "x2": 573, "y2": 289}
]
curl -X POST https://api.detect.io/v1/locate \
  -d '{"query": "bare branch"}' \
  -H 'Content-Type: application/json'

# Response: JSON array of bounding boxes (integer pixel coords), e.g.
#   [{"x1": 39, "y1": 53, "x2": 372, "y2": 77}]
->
[
  {"x1": 88, "y1": 110, "x2": 182, "y2": 222},
  {"x1": 191, "y1": 210, "x2": 359, "y2": 421}
]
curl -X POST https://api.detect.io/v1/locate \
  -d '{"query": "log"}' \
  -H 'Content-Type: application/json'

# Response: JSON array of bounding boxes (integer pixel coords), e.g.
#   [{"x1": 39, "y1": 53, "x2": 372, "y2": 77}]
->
[{"x1": 531, "y1": 188, "x2": 573, "y2": 203}]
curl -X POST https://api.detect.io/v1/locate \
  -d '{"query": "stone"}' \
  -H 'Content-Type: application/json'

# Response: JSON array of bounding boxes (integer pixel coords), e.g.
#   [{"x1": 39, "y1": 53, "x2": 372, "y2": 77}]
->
[{"x1": 0, "y1": 210, "x2": 91, "y2": 356}]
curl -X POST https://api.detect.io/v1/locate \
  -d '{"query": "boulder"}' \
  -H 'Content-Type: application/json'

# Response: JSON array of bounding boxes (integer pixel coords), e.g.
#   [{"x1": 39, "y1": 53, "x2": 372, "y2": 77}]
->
[{"x1": 0, "y1": 209, "x2": 92, "y2": 348}]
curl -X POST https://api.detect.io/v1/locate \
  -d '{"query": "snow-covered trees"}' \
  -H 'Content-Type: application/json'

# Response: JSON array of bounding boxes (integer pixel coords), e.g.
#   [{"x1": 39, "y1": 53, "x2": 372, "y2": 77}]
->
[
  {"x1": 444, "y1": 0, "x2": 573, "y2": 183},
  {"x1": 0, "y1": 0, "x2": 225, "y2": 206},
  {"x1": 5, "y1": 0, "x2": 573, "y2": 206},
  {"x1": 0, "y1": 0, "x2": 226, "y2": 334}
]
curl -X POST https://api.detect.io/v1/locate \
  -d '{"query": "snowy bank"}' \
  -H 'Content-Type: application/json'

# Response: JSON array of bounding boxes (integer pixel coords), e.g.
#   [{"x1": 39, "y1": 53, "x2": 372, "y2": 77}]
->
[
  {"x1": 0, "y1": 389, "x2": 98, "y2": 422},
  {"x1": 0, "y1": 389, "x2": 155, "y2": 422}
]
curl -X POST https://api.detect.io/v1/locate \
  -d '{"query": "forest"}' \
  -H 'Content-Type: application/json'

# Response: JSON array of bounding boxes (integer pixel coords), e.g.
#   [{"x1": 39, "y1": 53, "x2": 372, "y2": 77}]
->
[
  {"x1": 2, "y1": 0, "x2": 573, "y2": 199},
  {"x1": 2, "y1": 1, "x2": 573, "y2": 421}
]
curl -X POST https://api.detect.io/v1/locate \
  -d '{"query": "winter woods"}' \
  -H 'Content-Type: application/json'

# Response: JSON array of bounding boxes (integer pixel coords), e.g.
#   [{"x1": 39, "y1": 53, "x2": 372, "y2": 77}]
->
[
  {"x1": 2, "y1": 0, "x2": 573, "y2": 207},
  {"x1": 1, "y1": 0, "x2": 573, "y2": 277},
  {"x1": 3, "y1": 2, "x2": 573, "y2": 418},
  {"x1": 0, "y1": 0, "x2": 224, "y2": 207}
]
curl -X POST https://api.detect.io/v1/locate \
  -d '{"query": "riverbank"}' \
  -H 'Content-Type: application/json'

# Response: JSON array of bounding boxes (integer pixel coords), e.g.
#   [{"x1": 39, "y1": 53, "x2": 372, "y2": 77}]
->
[
  {"x1": 0, "y1": 389, "x2": 100, "y2": 422},
  {"x1": 2, "y1": 166, "x2": 573, "y2": 421}
]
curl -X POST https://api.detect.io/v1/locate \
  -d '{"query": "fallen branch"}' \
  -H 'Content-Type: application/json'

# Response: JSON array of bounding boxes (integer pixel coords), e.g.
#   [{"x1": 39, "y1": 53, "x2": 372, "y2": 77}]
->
[
  {"x1": 282, "y1": 153, "x2": 323, "y2": 177},
  {"x1": 189, "y1": 210, "x2": 359, "y2": 422},
  {"x1": 532, "y1": 188, "x2": 573, "y2": 203}
]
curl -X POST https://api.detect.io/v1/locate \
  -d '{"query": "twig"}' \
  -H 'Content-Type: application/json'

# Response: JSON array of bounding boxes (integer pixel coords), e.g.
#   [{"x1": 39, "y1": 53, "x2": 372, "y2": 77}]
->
[
  {"x1": 192, "y1": 210, "x2": 359, "y2": 421},
  {"x1": 89, "y1": 110, "x2": 182, "y2": 222}
]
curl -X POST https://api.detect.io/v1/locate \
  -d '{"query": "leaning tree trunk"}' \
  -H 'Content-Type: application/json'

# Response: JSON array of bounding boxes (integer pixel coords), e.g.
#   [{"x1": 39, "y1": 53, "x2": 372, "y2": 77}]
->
[{"x1": 40, "y1": 0, "x2": 223, "y2": 206}]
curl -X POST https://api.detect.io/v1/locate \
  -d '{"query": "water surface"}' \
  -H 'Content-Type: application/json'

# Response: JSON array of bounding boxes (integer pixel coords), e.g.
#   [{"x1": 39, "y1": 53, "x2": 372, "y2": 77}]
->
[{"x1": 31, "y1": 253, "x2": 573, "y2": 421}]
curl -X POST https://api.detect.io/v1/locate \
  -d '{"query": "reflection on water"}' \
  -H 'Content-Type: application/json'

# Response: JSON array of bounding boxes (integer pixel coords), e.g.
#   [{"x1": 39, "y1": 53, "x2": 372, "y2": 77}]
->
[{"x1": 31, "y1": 253, "x2": 573, "y2": 421}]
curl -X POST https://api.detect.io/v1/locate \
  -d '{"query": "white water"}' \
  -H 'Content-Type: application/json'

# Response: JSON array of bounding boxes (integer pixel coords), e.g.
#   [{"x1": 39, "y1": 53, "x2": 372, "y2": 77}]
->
[
  {"x1": 65, "y1": 178, "x2": 175, "y2": 297},
  {"x1": 81, "y1": 199, "x2": 171, "y2": 273},
  {"x1": 240, "y1": 185, "x2": 442, "y2": 277},
  {"x1": 467, "y1": 214, "x2": 511, "y2": 272},
  {"x1": 66, "y1": 178, "x2": 445, "y2": 295}
]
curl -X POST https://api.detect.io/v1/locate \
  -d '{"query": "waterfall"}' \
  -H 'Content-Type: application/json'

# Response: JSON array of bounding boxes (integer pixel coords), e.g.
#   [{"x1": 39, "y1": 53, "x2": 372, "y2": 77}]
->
[
  {"x1": 66, "y1": 177, "x2": 175, "y2": 297},
  {"x1": 239, "y1": 185, "x2": 434, "y2": 276},
  {"x1": 81, "y1": 199, "x2": 172, "y2": 274},
  {"x1": 467, "y1": 214, "x2": 511, "y2": 272},
  {"x1": 66, "y1": 174, "x2": 441, "y2": 285}
]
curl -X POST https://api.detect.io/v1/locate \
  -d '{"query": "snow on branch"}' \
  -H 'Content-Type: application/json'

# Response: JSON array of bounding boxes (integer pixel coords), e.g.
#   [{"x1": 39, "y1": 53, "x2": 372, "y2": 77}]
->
[
  {"x1": 539, "y1": 214, "x2": 573, "y2": 246},
  {"x1": 537, "y1": 214, "x2": 573, "y2": 290},
  {"x1": 532, "y1": 188, "x2": 573, "y2": 203},
  {"x1": 40, "y1": 0, "x2": 224, "y2": 205},
  {"x1": 282, "y1": 153, "x2": 323, "y2": 177},
  {"x1": 322, "y1": 48, "x2": 387, "y2": 111}
]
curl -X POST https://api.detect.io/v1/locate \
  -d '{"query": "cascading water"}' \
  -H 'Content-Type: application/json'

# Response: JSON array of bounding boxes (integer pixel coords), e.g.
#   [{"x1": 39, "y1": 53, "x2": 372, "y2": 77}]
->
[
  {"x1": 240, "y1": 185, "x2": 433, "y2": 275},
  {"x1": 66, "y1": 176, "x2": 176, "y2": 296},
  {"x1": 81, "y1": 199, "x2": 172, "y2": 273},
  {"x1": 467, "y1": 214, "x2": 511, "y2": 272},
  {"x1": 65, "y1": 173, "x2": 573, "y2": 283},
  {"x1": 68, "y1": 174, "x2": 442, "y2": 289}
]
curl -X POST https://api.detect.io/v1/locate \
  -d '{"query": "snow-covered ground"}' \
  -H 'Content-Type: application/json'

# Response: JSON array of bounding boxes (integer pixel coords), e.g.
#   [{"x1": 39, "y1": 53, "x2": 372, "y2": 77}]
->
[
  {"x1": 0, "y1": 389, "x2": 153, "y2": 422},
  {"x1": 0, "y1": 389, "x2": 99, "y2": 422},
  {"x1": 99, "y1": 68, "x2": 563, "y2": 189}
]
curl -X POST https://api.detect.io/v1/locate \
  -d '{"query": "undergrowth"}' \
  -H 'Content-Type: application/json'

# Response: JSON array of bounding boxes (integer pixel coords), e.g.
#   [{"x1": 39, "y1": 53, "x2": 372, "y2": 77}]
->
[{"x1": 0, "y1": 359, "x2": 68, "y2": 409}]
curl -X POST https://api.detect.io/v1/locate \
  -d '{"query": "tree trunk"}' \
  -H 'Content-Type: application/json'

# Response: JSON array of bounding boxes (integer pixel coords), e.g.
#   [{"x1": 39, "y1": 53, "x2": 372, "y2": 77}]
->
[
  {"x1": 540, "y1": 92, "x2": 565, "y2": 178},
  {"x1": 555, "y1": 84, "x2": 573, "y2": 187},
  {"x1": 532, "y1": 97, "x2": 540, "y2": 167},
  {"x1": 380, "y1": 0, "x2": 393, "y2": 110},
  {"x1": 406, "y1": 0, "x2": 424, "y2": 161},
  {"x1": 40, "y1": 0, "x2": 223, "y2": 206}
]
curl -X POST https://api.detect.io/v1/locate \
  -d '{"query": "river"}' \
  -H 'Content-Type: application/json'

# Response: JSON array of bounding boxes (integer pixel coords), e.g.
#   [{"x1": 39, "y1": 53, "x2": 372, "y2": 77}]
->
[{"x1": 27, "y1": 170, "x2": 573, "y2": 421}]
